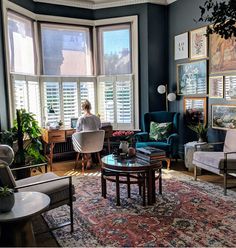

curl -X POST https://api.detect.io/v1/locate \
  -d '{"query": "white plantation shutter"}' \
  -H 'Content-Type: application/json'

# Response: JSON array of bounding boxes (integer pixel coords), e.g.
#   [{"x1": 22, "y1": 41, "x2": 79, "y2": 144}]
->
[
  {"x1": 62, "y1": 81, "x2": 78, "y2": 127},
  {"x1": 13, "y1": 78, "x2": 28, "y2": 111}
]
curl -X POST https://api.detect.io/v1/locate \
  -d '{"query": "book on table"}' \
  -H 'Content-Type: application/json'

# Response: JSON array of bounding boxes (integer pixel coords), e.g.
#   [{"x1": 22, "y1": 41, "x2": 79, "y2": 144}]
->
[
  {"x1": 136, "y1": 152, "x2": 166, "y2": 162},
  {"x1": 136, "y1": 146, "x2": 166, "y2": 156}
]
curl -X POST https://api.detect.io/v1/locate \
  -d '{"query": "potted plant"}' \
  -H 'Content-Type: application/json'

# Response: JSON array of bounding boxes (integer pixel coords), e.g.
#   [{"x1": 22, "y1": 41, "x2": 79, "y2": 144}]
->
[
  {"x1": 188, "y1": 122, "x2": 208, "y2": 142},
  {"x1": 0, "y1": 186, "x2": 15, "y2": 212}
]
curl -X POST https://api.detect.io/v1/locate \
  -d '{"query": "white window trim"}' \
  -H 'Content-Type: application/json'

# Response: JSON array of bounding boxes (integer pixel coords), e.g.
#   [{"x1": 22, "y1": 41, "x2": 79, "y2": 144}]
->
[{"x1": 2, "y1": 0, "x2": 139, "y2": 130}]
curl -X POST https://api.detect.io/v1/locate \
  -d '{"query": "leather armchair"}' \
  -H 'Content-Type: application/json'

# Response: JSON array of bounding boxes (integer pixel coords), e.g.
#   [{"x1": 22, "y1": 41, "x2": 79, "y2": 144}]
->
[{"x1": 135, "y1": 111, "x2": 180, "y2": 159}]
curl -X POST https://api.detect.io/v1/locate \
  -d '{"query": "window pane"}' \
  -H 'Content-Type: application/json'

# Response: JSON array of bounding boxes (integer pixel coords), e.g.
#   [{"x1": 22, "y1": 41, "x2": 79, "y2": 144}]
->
[
  {"x1": 44, "y1": 82, "x2": 61, "y2": 124},
  {"x1": 41, "y1": 24, "x2": 93, "y2": 76},
  {"x1": 80, "y1": 82, "x2": 95, "y2": 114},
  {"x1": 7, "y1": 12, "x2": 35, "y2": 74},
  {"x1": 13, "y1": 80, "x2": 28, "y2": 111},
  {"x1": 62, "y1": 82, "x2": 78, "y2": 127},
  {"x1": 28, "y1": 81, "x2": 41, "y2": 124},
  {"x1": 98, "y1": 24, "x2": 131, "y2": 75},
  {"x1": 98, "y1": 79, "x2": 114, "y2": 123}
]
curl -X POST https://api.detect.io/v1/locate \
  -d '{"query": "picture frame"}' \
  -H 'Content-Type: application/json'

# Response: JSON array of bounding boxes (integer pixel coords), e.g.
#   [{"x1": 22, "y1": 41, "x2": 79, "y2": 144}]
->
[
  {"x1": 174, "y1": 32, "x2": 188, "y2": 60},
  {"x1": 212, "y1": 105, "x2": 236, "y2": 130},
  {"x1": 209, "y1": 76, "x2": 224, "y2": 98},
  {"x1": 183, "y1": 97, "x2": 207, "y2": 125},
  {"x1": 177, "y1": 60, "x2": 207, "y2": 95},
  {"x1": 209, "y1": 33, "x2": 236, "y2": 75},
  {"x1": 190, "y1": 26, "x2": 208, "y2": 60},
  {"x1": 225, "y1": 76, "x2": 236, "y2": 100}
]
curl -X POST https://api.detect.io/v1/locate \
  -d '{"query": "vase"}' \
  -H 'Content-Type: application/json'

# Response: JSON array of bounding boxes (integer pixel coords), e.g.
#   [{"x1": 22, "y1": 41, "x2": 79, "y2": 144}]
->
[
  {"x1": 0, "y1": 193, "x2": 15, "y2": 212},
  {"x1": 119, "y1": 141, "x2": 129, "y2": 153}
]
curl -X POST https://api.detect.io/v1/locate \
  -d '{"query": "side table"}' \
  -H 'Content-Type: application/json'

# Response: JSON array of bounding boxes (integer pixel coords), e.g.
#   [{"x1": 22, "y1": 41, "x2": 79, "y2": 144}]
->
[{"x1": 0, "y1": 192, "x2": 50, "y2": 247}]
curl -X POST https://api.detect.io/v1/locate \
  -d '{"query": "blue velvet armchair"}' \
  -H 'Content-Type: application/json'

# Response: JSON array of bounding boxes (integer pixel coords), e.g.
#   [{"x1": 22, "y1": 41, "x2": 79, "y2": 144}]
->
[{"x1": 135, "y1": 111, "x2": 180, "y2": 159}]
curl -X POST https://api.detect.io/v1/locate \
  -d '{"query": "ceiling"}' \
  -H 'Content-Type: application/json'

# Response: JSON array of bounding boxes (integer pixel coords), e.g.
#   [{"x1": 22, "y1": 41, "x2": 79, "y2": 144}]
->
[{"x1": 33, "y1": 0, "x2": 177, "y2": 9}]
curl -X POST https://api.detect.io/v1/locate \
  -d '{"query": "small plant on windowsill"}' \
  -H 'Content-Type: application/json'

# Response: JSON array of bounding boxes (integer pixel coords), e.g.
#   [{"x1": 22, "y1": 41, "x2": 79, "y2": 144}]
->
[{"x1": 188, "y1": 122, "x2": 208, "y2": 143}]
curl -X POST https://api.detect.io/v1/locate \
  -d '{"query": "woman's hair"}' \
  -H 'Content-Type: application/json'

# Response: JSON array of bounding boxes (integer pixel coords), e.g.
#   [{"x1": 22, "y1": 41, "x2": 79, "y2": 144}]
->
[{"x1": 82, "y1": 100, "x2": 91, "y2": 111}]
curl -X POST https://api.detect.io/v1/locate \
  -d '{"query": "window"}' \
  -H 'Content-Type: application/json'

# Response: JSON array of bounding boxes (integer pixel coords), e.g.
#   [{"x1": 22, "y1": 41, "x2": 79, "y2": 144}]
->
[
  {"x1": 7, "y1": 12, "x2": 35, "y2": 74},
  {"x1": 98, "y1": 24, "x2": 132, "y2": 75},
  {"x1": 41, "y1": 24, "x2": 93, "y2": 76}
]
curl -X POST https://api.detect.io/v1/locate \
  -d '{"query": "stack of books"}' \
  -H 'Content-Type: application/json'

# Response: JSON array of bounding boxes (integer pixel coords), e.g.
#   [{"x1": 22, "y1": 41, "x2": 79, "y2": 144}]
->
[{"x1": 136, "y1": 146, "x2": 166, "y2": 164}]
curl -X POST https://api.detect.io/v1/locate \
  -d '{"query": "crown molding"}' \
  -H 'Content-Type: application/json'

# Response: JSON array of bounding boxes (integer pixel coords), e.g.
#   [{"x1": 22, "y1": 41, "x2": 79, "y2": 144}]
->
[{"x1": 33, "y1": 0, "x2": 177, "y2": 9}]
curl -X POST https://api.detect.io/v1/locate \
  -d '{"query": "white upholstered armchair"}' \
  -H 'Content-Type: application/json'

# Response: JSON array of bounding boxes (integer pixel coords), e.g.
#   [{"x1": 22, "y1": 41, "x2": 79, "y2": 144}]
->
[{"x1": 193, "y1": 130, "x2": 236, "y2": 195}]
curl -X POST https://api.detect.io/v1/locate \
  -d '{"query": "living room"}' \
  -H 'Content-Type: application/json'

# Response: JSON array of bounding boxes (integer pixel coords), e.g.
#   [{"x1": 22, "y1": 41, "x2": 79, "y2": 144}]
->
[{"x1": 0, "y1": 0, "x2": 236, "y2": 247}]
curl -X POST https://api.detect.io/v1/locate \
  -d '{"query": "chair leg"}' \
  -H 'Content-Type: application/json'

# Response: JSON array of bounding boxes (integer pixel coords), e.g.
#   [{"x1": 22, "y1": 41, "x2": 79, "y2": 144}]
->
[
  {"x1": 167, "y1": 158, "x2": 171, "y2": 170},
  {"x1": 194, "y1": 166, "x2": 197, "y2": 181},
  {"x1": 82, "y1": 154, "x2": 85, "y2": 173},
  {"x1": 224, "y1": 172, "x2": 227, "y2": 196},
  {"x1": 75, "y1": 153, "x2": 80, "y2": 170},
  {"x1": 69, "y1": 176, "x2": 74, "y2": 233},
  {"x1": 97, "y1": 152, "x2": 102, "y2": 165}
]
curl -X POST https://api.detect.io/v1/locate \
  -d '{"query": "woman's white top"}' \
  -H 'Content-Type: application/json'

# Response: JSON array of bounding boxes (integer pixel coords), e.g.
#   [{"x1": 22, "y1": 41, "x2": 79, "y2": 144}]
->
[{"x1": 76, "y1": 114, "x2": 101, "y2": 132}]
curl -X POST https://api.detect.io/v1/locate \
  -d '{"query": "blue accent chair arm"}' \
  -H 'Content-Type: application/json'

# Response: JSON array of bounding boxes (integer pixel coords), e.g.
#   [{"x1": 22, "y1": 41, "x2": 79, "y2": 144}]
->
[
  {"x1": 134, "y1": 132, "x2": 149, "y2": 142},
  {"x1": 167, "y1": 133, "x2": 179, "y2": 145}
]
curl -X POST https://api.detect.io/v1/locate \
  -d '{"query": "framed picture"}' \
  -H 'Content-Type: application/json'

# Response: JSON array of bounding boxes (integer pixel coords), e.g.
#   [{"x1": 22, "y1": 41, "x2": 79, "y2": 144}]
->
[
  {"x1": 175, "y1": 32, "x2": 188, "y2": 60},
  {"x1": 209, "y1": 33, "x2": 236, "y2": 74},
  {"x1": 209, "y1": 76, "x2": 223, "y2": 98},
  {"x1": 190, "y1": 27, "x2": 208, "y2": 60},
  {"x1": 184, "y1": 97, "x2": 207, "y2": 125},
  {"x1": 225, "y1": 76, "x2": 236, "y2": 100},
  {"x1": 177, "y1": 60, "x2": 207, "y2": 95},
  {"x1": 212, "y1": 105, "x2": 236, "y2": 130}
]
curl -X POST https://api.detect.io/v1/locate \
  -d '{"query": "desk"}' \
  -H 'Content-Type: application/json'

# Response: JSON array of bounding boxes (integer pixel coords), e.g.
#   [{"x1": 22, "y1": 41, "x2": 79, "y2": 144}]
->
[{"x1": 0, "y1": 192, "x2": 50, "y2": 247}]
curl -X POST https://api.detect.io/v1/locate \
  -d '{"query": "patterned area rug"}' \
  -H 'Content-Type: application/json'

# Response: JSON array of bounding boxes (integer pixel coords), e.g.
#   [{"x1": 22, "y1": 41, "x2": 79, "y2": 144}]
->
[{"x1": 43, "y1": 171, "x2": 236, "y2": 247}]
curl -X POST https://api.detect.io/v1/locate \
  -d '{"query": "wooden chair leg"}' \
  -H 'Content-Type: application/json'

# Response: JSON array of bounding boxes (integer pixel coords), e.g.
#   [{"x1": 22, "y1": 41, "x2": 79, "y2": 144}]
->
[
  {"x1": 97, "y1": 152, "x2": 102, "y2": 165},
  {"x1": 167, "y1": 158, "x2": 171, "y2": 170},
  {"x1": 194, "y1": 166, "x2": 197, "y2": 181},
  {"x1": 82, "y1": 154, "x2": 85, "y2": 173},
  {"x1": 75, "y1": 153, "x2": 80, "y2": 170}
]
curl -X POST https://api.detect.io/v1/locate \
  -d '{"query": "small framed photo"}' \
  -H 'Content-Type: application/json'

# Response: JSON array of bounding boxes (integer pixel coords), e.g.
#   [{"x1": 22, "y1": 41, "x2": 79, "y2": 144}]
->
[
  {"x1": 190, "y1": 27, "x2": 208, "y2": 60},
  {"x1": 175, "y1": 32, "x2": 188, "y2": 60},
  {"x1": 212, "y1": 105, "x2": 236, "y2": 130},
  {"x1": 225, "y1": 76, "x2": 236, "y2": 100},
  {"x1": 209, "y1": 76, "x2": 223, "y2": 98},
  {"x1": 184, "y1": 97, "x2": 207, "y2": 125}
]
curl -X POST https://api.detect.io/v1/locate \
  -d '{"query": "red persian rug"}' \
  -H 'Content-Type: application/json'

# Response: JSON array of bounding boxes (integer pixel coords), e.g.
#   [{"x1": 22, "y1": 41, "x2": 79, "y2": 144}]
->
[{"x1": 43, "y1": 171, "x2": 236, "y2": 247}]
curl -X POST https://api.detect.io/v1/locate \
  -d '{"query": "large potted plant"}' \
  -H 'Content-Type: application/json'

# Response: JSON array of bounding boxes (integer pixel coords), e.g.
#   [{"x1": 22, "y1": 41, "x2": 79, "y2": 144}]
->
[{"x1": 0, "y1": 186, "x2": 15, "y2": 212}]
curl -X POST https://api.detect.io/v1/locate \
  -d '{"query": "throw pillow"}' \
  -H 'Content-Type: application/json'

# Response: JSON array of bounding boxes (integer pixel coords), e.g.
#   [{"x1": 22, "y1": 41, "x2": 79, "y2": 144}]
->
[{"x1": 149, "y1": 122, "x2": 172, "y2": 141}]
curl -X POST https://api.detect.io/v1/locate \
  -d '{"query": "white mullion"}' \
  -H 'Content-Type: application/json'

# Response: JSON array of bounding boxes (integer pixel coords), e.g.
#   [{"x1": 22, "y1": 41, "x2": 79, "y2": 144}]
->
[
  {"x1": 25, "y1": 76, "x2": 30, "y2": 112},
  {"x1": 77, "y1": 78, "x2": 82, "y2": 116},
  {"x1": 113, "y1": 76, "x2": 117, "y2": 130},
  {"x1": 94, "y1": 77, "x2": 98, "y2": 115},
  {"x1": 59, "y1": 78, "x2": 64, "y2": 124}
]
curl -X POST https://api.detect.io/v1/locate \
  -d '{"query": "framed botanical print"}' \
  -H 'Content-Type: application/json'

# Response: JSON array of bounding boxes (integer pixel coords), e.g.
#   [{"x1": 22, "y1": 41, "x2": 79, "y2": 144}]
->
[
  {"x1": 177, "y1": 60, "x2": 207, "y2": 95},
  {"x1": 212, "y1": 105, "x2": 236, "y2": 130},
  {"x1": 209, "y1": 76, "x2": 223, "y2": 98},
  {"x1": 184, "y1": 97, "x2": 207, "y2": 125},
  {"x1": 209, "y1": 33, "x2": 236, "y2": 74},
  {"x1": 175, "y1": 32, "x2": 188, "y2": 60},
  {"x1": 225, "y1": 76, "x2": 236, "y2": 100},
  {"x1": 190, "y1": 27, "x2": 208, "y2": 60}
]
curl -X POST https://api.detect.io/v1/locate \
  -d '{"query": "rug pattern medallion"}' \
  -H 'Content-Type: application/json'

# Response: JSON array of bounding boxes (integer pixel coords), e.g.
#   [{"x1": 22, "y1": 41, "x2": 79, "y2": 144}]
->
[{"x1": 43, "y1": 171, "x2": 236, "y2": 247}]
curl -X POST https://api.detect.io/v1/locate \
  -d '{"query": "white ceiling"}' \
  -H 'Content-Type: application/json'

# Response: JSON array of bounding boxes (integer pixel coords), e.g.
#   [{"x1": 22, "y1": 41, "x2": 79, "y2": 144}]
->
[{"x1": 33, "y1": 0, "x2": 177, "y2": 9}]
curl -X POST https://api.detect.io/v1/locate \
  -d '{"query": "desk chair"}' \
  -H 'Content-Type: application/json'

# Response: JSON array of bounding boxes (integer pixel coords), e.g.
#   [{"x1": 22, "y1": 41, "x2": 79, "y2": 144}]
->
[{"x1": 72, "y1": 130, "x2": 105, "y2": 172}]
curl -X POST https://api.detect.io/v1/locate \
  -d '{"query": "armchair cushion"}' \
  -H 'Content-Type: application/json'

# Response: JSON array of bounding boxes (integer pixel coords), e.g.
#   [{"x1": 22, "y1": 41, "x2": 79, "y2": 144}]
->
[{"x1": 149, "y1": 122, "x2": 172, "y2": 141}]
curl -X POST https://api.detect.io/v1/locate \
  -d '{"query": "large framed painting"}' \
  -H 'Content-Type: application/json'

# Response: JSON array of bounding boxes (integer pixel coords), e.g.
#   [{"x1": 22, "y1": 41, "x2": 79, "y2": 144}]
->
[
  {"x1": 184, "y1": 97, "x2": 207, "y2": 125},
  {"x1": 209, "y1": 76, "x2": 224, "y2": 98},
  {"x1": 190, "y1": 27, "x2": 208, "y2": 60},
  {"x1": 212, "y1": 105, "x2": 236, "y2": 130},
  {"x1": 209, "y1": 33, "x2": 236, "y2": 74},
  {"x1": 177, "y1": 60, "x2": 207, "y2": 95},
  {"x1": 175, "y1": 32, "x2": 188, "y2": 60},
  {"x1": 225, "y1": 76, "x2": 236, "y2": 100}
]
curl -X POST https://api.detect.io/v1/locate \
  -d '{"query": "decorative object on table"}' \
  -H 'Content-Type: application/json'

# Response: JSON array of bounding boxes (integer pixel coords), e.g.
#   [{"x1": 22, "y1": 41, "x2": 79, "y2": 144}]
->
[
  {"x1": 174, "y1": 32, "x2": 188, "y2": 60},
  {"x1": 128, "y1": 147, "x2": 136, "y2": 157},
  {"x1": 212, "y1": 104, "x2": 236, "y2": 130},
  {"x1": 136, "y1": 146, "x2": 166, "y2": 164},
  {"x1": 177, "y1": 60, "x2": 207, "y2": 95},
  {"x1": 209, "y1": 33, "x2": 236, "y2": 75},
  {"x1": 0, "y1": 186, "x2": 15, "y2": 213},
  {"x1": 112, "y1": 130, "x2": 135, "y2": 147},
  {"x1": 190, "y1": 26, "x2": 208, "y2": 60},
  {"x1": 225, "y1": 76, "x2": 236, "y2": 100},
  {"x1": 43, "y1": 104, "x2": 55, "y2": 128},
  {"x1": 197, "y1": 0, "x2": 236, "y2": 40},
  {"x1": 188, "y1": 122, "x2": 208, "y2": 142},
  {"x1": 157, "y1": 84, "x2": 176, "y2": 111},
  {"x1": 119, "y1": 140, "x2": 129, "y2": 154},
  {"x1": 184, "y1": 97, "x2": 207, "y2": 125},
  {"x1": 58, "y1": 120, "x2": 63, "y2": 128},
  {"x1": 209, "y1": 76, "x2": 224, "y2": 98}
]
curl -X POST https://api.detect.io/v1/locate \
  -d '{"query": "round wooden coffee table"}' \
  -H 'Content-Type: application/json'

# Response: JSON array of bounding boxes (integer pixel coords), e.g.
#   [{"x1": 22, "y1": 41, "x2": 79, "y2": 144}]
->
[
  {"x1": 101, "y1": 154, "x2": 162, "y2": 206},
  {"x1": 0, "y1": 191, "x2": 50, "y2": 247}
]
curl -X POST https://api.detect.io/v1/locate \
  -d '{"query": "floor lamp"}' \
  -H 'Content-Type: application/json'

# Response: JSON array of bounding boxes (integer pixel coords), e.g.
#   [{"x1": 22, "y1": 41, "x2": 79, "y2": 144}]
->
[{"x1": 157, "y1": 84, "x2": 176, "y2": 112}]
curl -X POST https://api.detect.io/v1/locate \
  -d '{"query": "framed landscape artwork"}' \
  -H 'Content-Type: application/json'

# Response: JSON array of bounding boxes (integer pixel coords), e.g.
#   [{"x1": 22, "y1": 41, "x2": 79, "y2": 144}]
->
[
  {"x1": 209, "y1": 76, "x2": 223, "y2": 98},
  {"x1": 175, "y1": 32, "x2": 188, "y2": 60},
  {"x1": 190, "y1": 27, "x2": 208, "y2": 60},
  {"x1": 212, "y1": 105, "x2": 236, "y2": 130},
  {"x1": 225, "y1": 76, "x2": 236, "y2": 100},
  {"x1": 209, "y1": 33, "x2": 236, "y2": 74},
  {"x1": 184, "y1": 97, "x2": 207, "y2": 125},
  {"x1": 177, "y1": 60, "x2": 207, "y2": 95}
]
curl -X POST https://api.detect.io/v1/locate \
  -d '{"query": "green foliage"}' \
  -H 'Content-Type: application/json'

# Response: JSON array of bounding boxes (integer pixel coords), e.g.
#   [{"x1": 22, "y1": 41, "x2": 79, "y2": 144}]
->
[
  {"x1": 188, "y1": 123, "x2": 208, "y2": 141},
  {"x1": 198, "y1": 0, "x2": 236, "y2": 39},
  {"x1": 0, "y1": 186, "x2": 14, "y2": 197}
]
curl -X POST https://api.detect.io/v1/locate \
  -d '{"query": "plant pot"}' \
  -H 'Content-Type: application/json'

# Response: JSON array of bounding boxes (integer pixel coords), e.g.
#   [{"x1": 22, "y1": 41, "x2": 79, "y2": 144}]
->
[{"x1": 0, "y1": 193, "x2": 15, "y2": 212}]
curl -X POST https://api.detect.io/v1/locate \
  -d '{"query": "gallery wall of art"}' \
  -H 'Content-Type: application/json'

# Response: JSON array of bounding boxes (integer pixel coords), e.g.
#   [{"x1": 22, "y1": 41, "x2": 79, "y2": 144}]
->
[{"x1": 168, "y1": 0, "x2": 235, "y2": 151}]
